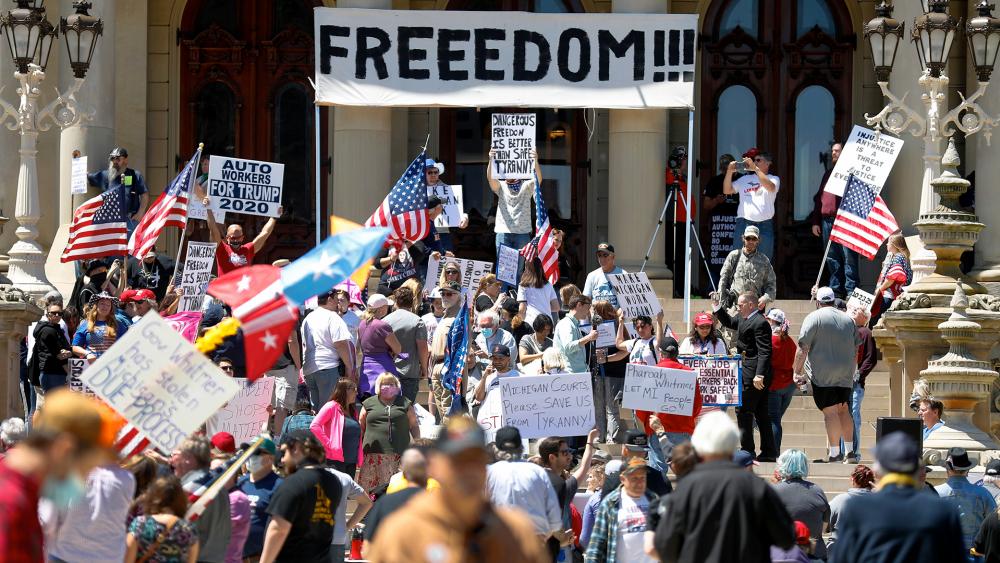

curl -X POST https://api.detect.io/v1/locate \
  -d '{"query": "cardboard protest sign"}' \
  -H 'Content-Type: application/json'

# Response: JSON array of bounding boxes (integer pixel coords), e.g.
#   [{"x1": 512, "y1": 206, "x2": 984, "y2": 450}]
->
[
  {"x1": 429, "y1": 184, "x2": 464, "y2": 228},
  {"x1": 314, "y1": 9, "x2": 698, "y2": 109},
  {"x1": 623, "y1": 364, "x2": 698, "y2": 416},
  {"x1": 208, "y1": 155, "x2": 284, "y2": 218},
  {"x1": 206, "y1": 377, "x2": 275, "y2": 445},
  {"x1": 496, "y1": 244, "x2": 521, "y2": 286},
  {"x1": 595, "y1": 321, "x2": 617, "y2": 348},
  {"x1": 187, "y1": 195, "x2": 225, "y2": 222},
  {"x1": 80, "y1": 312, "x2": 240, "y2": 453},
  {"x1": 679, "y1": 355, "x2": 742, "y2": 407},
  {"x1": 178, "y1": 241, "x2": 216, "y2": 312},
  {"x1": 825, "y1": 125, "x2": 904, "y2": 196},
  {"x1": 476, "y1": 388, "x2": 504, "y2": 442},
  {"x1": 425, "y1": 256, "x2": 493, "y2": 301},
  {"x1": 847, "y1": 288, "x2": 876, "y2": 312},
  {"x1": 71, "y1": 156, "x2": 87, "y2": 195},
  {"x1": 608, "y1": 272, "x2": 663, "y2": 319},
  {"x1": 68, "y1": 358, "x2": 94, "y2": 396},
  {"x1": 490, "y1": 113, "x2": 536, "y2": 180},
  {"x1": 500, "y1": 373, "x2": 594, "y2": 439}
]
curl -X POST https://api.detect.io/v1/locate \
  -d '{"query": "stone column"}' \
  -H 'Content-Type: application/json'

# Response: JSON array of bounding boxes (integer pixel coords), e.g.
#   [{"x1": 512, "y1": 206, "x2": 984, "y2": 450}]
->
[
  {"x1": 331, "y1": 0, "x2": 393, "y2": 224},
  {"x1": 973, "y1": 72, "x2": 1000, "y2": 293},
  {"x1": 0, "y1": 294, "x2": 41, "y2": 418},
  {"x1": 608, "y1": 1, "x2": 670, "y2": 290}
]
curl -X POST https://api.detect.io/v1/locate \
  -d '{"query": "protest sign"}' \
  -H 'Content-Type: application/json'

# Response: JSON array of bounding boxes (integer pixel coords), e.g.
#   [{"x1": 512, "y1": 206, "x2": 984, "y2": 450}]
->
[
  {"x1": 187, "y1": 195, "x2": 225, "y2": 223},
  {"x1": 679, "y1": 355, "x2": 742, "y2": 407},
  {"x1": 496, "y1": 244, "x2": 521, "y2": 286},
  {"x1": 490, "y1": 113, "x2": 536, "y2": 180},
  {"x1": 477, "y1": 388, "x2": 504, "y2": 442},
  {"x1": 623, "y1": 364, "x2": 698, "y2": 416},
  {"x1": 595, "y1": 321, "x2": 617, "y2": 348},
  {"x1": 429, "y1": 184, "x2": 464, "y2": 228},
  {"x1": 68, "y1": 358, "x2": 93, "y2": 396},
  {"x1": 708, "y1": 213, "x2": 736, "y2": 281},
  {"x1": 608, "y1": 272, "x2": 662, "y2": 319},
  {"x1": 425, "y1": 256, "x2": 493, "y2": 301},
  {"x1": 71, "y1": 156, "x2": 87, "y2": 195},
  {"x1": 80, "y1": 312, "x2": 240, "y2": 453},
  {"x1": 207, "y1": 155, "x2": 284, "y2": 218},
  {"x1": 825, "y1": 125, "x2": 904, "y2": 196},
  {"x1": 164, "y1": 311, "x2": 203, "y2": 343},
  {"x1": 178, "y1": 241, "x2": 216, "y2": 312},
  {"x1": 847, "y1": 288, "x2": 876, "y2": 312},
  {"x1": 206, "y1": 377, "x2": 275, "y2": 445},
  {"x1": 314, "y1": 9, "x2": 697, "y2": 109},
  {"x1": 500, "y1": 373, "x2": 594, "y2": 439}
]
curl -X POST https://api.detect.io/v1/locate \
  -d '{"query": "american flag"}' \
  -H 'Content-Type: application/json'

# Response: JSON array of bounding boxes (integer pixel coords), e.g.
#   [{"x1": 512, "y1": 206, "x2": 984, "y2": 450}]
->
[
  {"x1": 441, "y1": 300, "x2": 469, "y2": 416},
  {"x1": 114, "y1": 423, "x2": 152, "y2": 459},
  {"x1": 519, "y1": 178, "x2": 559, "y2": 284},
  {"x1": 128, "y1": 146, "x2": 202, "y2": 258},
  {"x1": 60, "y1": 187, "x2": 128, "y2": 263},
  {"x1": 365, "y1": 151, "x2": 431, "y2": 244},
  {"x1": 829, "y1": 175, "x2": 899, "y2": 260}
]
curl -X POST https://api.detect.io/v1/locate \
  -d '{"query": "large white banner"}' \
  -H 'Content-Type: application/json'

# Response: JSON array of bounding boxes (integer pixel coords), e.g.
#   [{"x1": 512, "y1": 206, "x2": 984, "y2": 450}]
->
[{"x1": 314, "y1": 9, "x2": 697, "y2": 109}]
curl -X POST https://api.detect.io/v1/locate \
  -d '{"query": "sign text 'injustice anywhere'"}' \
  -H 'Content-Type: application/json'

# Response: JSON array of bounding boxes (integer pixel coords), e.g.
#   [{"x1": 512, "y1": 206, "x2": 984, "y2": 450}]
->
[{"x1": 314, "y1": 9, "x2": 697, "y2": 109}]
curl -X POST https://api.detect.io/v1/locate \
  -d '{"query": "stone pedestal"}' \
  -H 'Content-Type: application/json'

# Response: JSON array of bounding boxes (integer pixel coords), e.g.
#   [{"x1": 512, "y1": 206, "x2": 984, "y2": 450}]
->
[{"x1": 0, "y1": 291, "x2": 41, "y2": 419}]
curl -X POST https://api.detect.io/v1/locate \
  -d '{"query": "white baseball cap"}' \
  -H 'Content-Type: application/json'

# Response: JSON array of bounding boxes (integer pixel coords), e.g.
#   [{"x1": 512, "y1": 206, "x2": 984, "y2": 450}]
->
[
  {"x1": 367, "y1": 293, "x2": 389, "y2": 309},
  {"x1": 816, "y1": 286, "x2": 836, "y2": 304}
]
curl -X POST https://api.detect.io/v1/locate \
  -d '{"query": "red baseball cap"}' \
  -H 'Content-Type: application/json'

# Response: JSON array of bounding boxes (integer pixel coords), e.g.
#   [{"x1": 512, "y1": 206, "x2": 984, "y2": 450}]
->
[
  {"x1": 134, "y1": 289, "x2": 155, "y2": 302},
  {"x1": 210, "y1": 432, "x2": 236, "y2": 454},
  {"x1": 694, "y1": 313, "x2": 714, "y2": 326},
  {"x1": 119, "y1": 289, "x2": 138, "y2": 303},
  {"x1": 742, "y1": 147, "x2": 760, "y2": 159},
  {"x1": 794, "y1": 521, "x2": 811, "y2": 546}
]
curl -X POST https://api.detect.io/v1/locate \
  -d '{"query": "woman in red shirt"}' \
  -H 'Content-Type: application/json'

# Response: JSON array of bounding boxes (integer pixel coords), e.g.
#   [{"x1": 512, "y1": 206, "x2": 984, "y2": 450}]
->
[{"x1": 766, "y1": 308, "x2": 798, "y2": 452}]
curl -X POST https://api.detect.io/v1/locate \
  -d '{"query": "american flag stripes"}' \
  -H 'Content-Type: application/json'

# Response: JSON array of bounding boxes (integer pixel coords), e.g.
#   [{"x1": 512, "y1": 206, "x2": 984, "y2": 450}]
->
[
  {"x1": 829, "y1": 175, "x2": 900, "y2": 260},
  {"x1": 60, "y1": 188, "x2": 129, "y2": 263},
  {"x1": 519, "y1": 179, "x2": 560, "y2": 285},
  {"x1": 365, "y1": 151, "x2": 432, "y2": 244},
  {"x1": 114, "y1": 423, "x2": 152, "y2": 459},
  {"x1": 128, "y1": 146, "x2": 202, "y2": 258}
]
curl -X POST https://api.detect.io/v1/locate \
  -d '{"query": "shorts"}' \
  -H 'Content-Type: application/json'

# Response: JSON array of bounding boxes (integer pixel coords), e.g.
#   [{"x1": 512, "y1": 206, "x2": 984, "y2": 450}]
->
[
  {"x1": 812, "y1": 384, "x2": 852, "y2": 410},
  {"x1": 268, "y1": 365, "x2": 298, "y2": 410}
]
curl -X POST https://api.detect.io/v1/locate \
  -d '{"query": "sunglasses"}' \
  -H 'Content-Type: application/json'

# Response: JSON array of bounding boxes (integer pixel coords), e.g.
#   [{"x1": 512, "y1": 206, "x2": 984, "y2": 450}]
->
[
  {"x1": 46, "y1": 311, "x2": 63, "y2": 316},
  {"x1": 634, "y1": 323, "x2": 649, "y2": 329},
  {"x1": 445, "y1": 270, "x2": 460, "y2": 275}
]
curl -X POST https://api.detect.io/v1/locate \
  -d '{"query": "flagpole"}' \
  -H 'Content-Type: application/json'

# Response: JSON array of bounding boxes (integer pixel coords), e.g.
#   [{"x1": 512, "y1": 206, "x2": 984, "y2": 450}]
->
[
  {"x1": 173, "y1": 144, "x2": 204, "y2": 295},
  {"x1": 813, "y1": 236, "x2": 833, "y2": 301}
]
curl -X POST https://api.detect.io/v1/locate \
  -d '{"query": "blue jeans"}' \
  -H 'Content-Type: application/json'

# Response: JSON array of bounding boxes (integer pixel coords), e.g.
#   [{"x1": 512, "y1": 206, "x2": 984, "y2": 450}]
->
[
  {"x1": 840, "y1": 381, "x2": 865, "y2": 457},
  {"x1": 822, "y1": 217, "x2": 860, "y2": 296},
  {"x1": 306, "y1": 367, "x2": 340, "y2": 411},
  {"x1": 40, "y1": 373, "x2": 67, "y2": 392},
  {"x1": 495, "y1": 232, "x2": 532, "y2": 289},
  {"x1": 732, "y1": 217, "x2": 774, "y2": 261},
  {"x1": 767, "y1": 383, "x2": 796, "y2": 451}
]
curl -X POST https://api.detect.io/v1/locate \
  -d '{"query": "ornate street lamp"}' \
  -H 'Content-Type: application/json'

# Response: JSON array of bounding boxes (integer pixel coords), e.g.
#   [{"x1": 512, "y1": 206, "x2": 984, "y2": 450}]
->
[
  {"x1": 911, "y1": 0, "x2": 960, "y2": 77},
  {"x1": 967, "y1": 1, "x2": 1000, "y2": 82},
  {"x1": 864, "y1": 2, "x2": 905, "y2": 83},
  {"x1": 0, "y1": 0, "x2": 101, "y2": 297}
]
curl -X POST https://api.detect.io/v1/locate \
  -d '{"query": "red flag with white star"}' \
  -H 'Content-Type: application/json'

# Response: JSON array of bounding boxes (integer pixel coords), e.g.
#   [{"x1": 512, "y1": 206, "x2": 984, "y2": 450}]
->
[{"x1": 207, "y1": 265, "x2": 298, "y2": 382}]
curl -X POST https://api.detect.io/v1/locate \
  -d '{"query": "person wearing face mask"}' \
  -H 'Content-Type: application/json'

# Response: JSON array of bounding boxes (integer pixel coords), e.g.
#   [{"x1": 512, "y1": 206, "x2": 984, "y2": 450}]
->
[
  {"x1": 366, "y1": 417, "x2": 549, "y2": 562},
  {"x1": 236, "y1": 438, "x2": 282, "y2": 562},
  {"x1": 0, "y1": 389, "x2": 116, "y2": 562},
  {"x1": 77, "y1": 260, "x2": 112, "y2": 309},
  {"x1": 358, "y1": 293, "x2": 403, "y2": 400},
  {"x1": 358, "y1": 373, "x2": 420, "y2": 492},
  {"x1": 203, "y1": 196, "x2": 281, "y2": 276}
]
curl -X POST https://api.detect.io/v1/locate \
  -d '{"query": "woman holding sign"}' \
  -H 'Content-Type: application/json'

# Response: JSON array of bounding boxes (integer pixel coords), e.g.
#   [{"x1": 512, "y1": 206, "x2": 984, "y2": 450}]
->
[{"x1": 72, "y1": 292, "x2": 129, "y2": 362}]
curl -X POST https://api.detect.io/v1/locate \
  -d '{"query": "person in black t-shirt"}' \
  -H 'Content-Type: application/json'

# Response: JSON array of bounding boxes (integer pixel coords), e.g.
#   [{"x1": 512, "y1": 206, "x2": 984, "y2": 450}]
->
[
  {"x1": 702, "y1": 154, "x2": 738, "y2": 289},
  {"x1": 260, "y1": 429, "x2": 344, "y2": 563}
]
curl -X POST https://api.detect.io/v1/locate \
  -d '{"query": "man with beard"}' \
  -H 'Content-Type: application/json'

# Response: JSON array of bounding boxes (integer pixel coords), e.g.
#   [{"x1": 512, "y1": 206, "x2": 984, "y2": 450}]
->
[
  {"x1": 203, "y1": 197, "x2": 281, "y2": 276},
  {"x1": 259, "y1": 430, "x2": 343, "y2": 562},
  {"x1": 429, "y1": 281, "x2": 469, "y2": 420},
  {"x1": 87, "y1": 147, "x2": 148, "y2": 235}
]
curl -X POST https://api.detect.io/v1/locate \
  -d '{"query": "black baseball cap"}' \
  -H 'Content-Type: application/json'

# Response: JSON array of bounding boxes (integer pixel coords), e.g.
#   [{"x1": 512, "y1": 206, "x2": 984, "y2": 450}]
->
[
  {"x1": 658, "y1": 336, "x2": 680, "y2": 354},
  {"x1": 436, "y1": 417, "x2": 487, "y2": 455},
  {"x1": 109, "y1": 146, "x2": 128, "y2": 158},
  {"x1": 986, "y1": 458, "x2": 1000, "y2": 476},
  {"x1": 491, "y1": 344, "x2": 511, "y2": 358},
  {"x1": 596, "y1": 242, "x2": 615, "y2": 254},
  {"x1": 427, "y1": 195, "x2": 443, "y2": 208},
  {"x1": 495, "y1": 426, "x2": 522, "y2": 451},
  {"x1": 624, "y1": 429, "x2": 648, "y2": 452},
  {"x1": 873, "y1": 431, "x2": 920, "y2": 474}
]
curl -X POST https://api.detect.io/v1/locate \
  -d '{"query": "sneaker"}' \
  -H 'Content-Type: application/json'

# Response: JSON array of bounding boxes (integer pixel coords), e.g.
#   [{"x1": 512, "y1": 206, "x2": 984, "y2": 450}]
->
[
  {"x1": 844, "y1": 453, "x2": 860, "y2": 464},
  {"x1": 814, "y1": 454, "x2": 844, "y2": 463}
]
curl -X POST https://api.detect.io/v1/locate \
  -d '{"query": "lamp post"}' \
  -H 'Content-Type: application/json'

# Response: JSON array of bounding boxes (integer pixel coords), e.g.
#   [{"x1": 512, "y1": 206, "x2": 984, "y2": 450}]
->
[
  {"x1": 0, "y1": 0, "x2": 101, "y2": 298},
  {"x1": 864, "y1": 0, "x2": 1000, "y2": 286}
]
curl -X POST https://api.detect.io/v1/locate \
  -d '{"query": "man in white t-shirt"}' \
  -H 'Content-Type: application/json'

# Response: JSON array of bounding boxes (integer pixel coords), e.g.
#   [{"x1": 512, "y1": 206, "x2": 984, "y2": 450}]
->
[
  {"x1": 301, "y1": 290, "x2": 356, "y2": 410},
  {"x1": 487, "y1": 147, "x2": 541, "y2": 276},
  {"x1": 584, "y1": 457, "x2": 658, "y2": 563},
  {"x1": 583, "y1": 242, "x2": 626, "y2": 309},
  {"x1": 473, "y1": 344, "x2": 521, "y2": 402},
  {"x1": 724, "y1": 148, "x2": 780, "y2": 260},
  {"x1": 615, "y1": 312, "x2": 664, "y2": 366}
]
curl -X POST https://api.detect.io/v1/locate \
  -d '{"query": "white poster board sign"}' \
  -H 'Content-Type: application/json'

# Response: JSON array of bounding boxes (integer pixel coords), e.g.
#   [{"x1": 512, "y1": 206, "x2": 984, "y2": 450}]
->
[
  {"x1": 476, "y1": 388, "x2": 504, "y2": 442},
  {"x1": 496, "y1": 244, "x2": 521, "y2": 286},
  {"x1": 187, "y1": 194, "x2": 225, "y2": 223},
  {"x1": 206, "y1": 377, "x2": 275, "y2": 445},
  {"x1": 500, "y1": 373, "x2": 594, "y2": 439},
  {"x1": 490, "y1": 113, "x2": 536, "y2": 180},
  {"x1": 207, "y1": 155, "x2": 284, "y2": 218},
  {"x1": 623, "y1": 364, "x2": 698, "y2": 416},
  {"x1": 80, "y1": 312, "x2": 240, "y2": 453},
  {"x1": 679, "y1": 355, "x2": 741, "y2": 407},
  {"x1": 825, "y1": 125, "x2": 904, "y2": 196},
  {"x1": 314, "y1": 9, "x2": 697, "y2": 109},
  {"x1": 595, "y1": 321, "x2": 617, "y2": 349},
  {"x1": 429, "y1": 184, "x2": 464, "y2": 228},
  {"x1": 425, "y1": 256, "x2": 493, "y2": 301},
  {"x1": 71, "y1": 156, "x2": 88, "y2": 195},
  {"x1": 178, "y1": 241, "x2": 217, "y2": 312},
  {"x1": 847, "y1": 288, "x2": 876, "y2": 312},
  {"x1": 68, "y1": 358, "x2": 94, "y2": 396},
  {"x1": 608, "y1": 272, "x2": 663, "y2": 319}
]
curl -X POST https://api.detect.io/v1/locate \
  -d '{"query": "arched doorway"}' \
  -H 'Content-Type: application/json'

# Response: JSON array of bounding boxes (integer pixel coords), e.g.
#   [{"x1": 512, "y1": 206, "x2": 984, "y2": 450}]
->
[
  {"x1": 438, "y1": 0, "x2": 590, "y2": 287},
  {"x1": 178, "y1": 0, "x2": 328, "y2": 264},
  {"x1": 699, "y1": 0, "x2": 854, "y2": 297}
]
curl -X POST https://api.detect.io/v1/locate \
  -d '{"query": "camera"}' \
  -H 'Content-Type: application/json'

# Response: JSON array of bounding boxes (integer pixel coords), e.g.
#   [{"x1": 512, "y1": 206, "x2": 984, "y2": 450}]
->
[
  {"x1": 668, "y1": 146, "x2": 687, "y2": 171},
  {"x1": 734, "y1": 161, "x2": 749, "y2": 174}
]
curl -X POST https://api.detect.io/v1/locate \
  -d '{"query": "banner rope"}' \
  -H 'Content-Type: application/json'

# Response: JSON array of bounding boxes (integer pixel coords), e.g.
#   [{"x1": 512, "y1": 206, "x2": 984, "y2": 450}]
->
[{"x1": 194, "y1": 317, "x2": 241, "y2": 354}]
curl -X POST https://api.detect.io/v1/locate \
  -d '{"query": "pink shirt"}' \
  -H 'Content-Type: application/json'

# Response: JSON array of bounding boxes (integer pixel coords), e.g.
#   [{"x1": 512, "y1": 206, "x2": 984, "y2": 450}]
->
[{"x1": 224, "y1": 490, "x2": 251, "y2": 563}]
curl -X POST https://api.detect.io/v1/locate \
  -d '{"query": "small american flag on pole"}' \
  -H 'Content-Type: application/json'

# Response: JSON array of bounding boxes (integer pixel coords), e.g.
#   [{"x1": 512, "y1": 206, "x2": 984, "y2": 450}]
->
[
  {"x1": 829, "y1": 175, "x2": 900, "y2": 260},
  {"x1": 365, "y1": 151, "x2": 431, "y2": 244},
  {"x1": 60, "y1": 187, "x2": 128, "y2": 263},
  {"x1": 519, "y1": 178, "x2": 559, "y2": 284},
  {"x1": 128, "y1": 145, "x2": 202, "y2": 258}
]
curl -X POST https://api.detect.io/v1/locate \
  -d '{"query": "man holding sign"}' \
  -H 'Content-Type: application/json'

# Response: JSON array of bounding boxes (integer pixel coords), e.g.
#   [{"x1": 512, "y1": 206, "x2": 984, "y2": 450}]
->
[
  {"x1": 488, "y1": 147, "x2": 541, "y2": 267},
  {"x1": 426, "y1": 158, "x2": 467, "y2": 252},
  {"x1": 204, "y1": 197, "x2": 281, "y2": 275}
]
